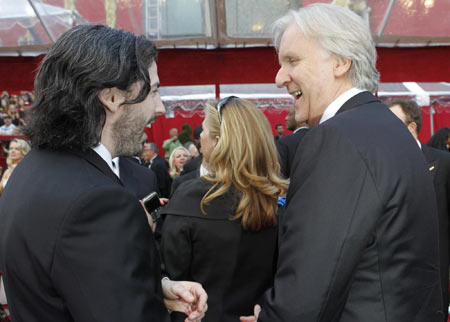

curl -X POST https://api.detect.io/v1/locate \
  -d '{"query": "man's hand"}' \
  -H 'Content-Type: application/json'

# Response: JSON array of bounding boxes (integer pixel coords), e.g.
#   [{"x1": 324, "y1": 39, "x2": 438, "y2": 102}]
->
[
  {"x1": 162, "y1": 278, "x2": 208, "y2": 322},
  {"x1": 139, "y1": 198, "x2": 168, "y2": 232},
  {"x1": 240, "y1": 304, "x2": 261, "y2": 322}
]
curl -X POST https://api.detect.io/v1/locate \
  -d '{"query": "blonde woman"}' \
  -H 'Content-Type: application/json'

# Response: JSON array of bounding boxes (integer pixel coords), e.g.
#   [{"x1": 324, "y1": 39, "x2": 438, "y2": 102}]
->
[
  {"x1": 168, "y1": 146, "x2": 190, "y2": 179},
  {"x1": 160, "y1": 97, "x2": 288, "y2": 322},
  {"x1": 0, "y1": 138, "x2": 30, "y2": 195}
]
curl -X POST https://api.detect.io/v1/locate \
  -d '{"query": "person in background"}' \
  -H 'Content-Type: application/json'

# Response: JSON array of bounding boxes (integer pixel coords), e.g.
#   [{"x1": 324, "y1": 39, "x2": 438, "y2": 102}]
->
[
  {"x1": 163, "y1": 128, "x2": 182, "y2": 161},
  {"x1": 184, "y1": 142, "x2": 199, "y2": 160},
  {"x1": 388, "y1": 99, "x2": 450, "y2": 319},
  {"x1": 274, "y1": 123, "x2": 284, "y2": 140},
  {"x1": 161, "y1": 97, "x2": 288, "y2": 322},
  {"x1": 0, "y1": 115, "x2": 15, "y2": 136},
  {"x1": 243, "y1": 4, "x2": 442, "y2": 321},
  {"x1": 0, "y1": 138, "x2": 30, "y2": 196},
  {"x1": 0, "y1": 24, "x2": 206, "y2": 322},
  {"x1": 147, "y1": 142, "x2": 172, "y2": 198},
  {"x1": 275, "y1": 105, "x2": 309, "y2": 178},
  {"x1": 168, "y1": 146, "x2": 190, "y2": 179},
  {"x1": 181, "y1": 125, "x2": 203, "y2": 176},
  {"x1": 428, "y1": 127, "x2": 450, "y2": 152},
  {"x1": 141, "y1": 143, "x2": 153, "y2": 167}
]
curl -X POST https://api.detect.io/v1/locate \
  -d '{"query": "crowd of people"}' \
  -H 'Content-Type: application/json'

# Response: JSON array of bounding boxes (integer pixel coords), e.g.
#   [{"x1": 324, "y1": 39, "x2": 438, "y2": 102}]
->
[
  {"x1": 0, "y1": 91, "x2": 33, "y2": 136},
  {"x1": 0, "y1": 3, "x2": 449, "y2": 322}
]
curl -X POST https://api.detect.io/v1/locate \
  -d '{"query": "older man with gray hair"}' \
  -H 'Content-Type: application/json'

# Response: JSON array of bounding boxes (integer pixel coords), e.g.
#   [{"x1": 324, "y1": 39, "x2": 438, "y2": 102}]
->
[{"x1": 242, "y1": 3, "x2": 442, "y2": 322}]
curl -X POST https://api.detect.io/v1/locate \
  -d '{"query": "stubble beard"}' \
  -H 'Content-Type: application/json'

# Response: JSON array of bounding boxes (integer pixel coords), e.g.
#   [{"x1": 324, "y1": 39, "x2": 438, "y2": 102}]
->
[{"x1": 112, "y1": 110, "x2": 147, "y2": 157}]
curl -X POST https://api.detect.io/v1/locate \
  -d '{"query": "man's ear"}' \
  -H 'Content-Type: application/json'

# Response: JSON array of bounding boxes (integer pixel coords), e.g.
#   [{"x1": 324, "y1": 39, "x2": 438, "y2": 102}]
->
[
  {"x1": 98, "y1": 88, "x2": 125, "y2": 113},
  {"x1": 407, "y1": 121, "x2": 418, "y2": 137},
  {"x1": 334, "y1": 56, "x2": 352, "y2": 78}
]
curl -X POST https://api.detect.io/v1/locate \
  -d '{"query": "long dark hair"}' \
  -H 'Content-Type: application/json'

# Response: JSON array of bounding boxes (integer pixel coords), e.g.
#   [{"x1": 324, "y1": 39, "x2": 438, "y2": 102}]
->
[{"x1": 25, "y1": 24, "x2": 157, "y2": 151}]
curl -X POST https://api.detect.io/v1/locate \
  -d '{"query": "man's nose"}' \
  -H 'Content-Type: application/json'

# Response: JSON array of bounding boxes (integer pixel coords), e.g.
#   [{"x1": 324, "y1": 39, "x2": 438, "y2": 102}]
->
[
  {"x1": 154, "y1": 94, "x2": 165, "y2": 116},
  {"x1": 275, "y1": 66, "x2": 290, "y2": 88}
]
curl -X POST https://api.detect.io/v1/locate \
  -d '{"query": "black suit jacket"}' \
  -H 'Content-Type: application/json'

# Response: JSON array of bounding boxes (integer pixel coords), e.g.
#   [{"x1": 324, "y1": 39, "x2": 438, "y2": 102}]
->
[
  {"x1": 276, "y1": 128, "x2": 309, "y2": 178},
  {"x1": 170, "y1": 168, "x2": 200, "y2": 198},
  {"x1": 119, "y1": 156, "x2": 160, "y2": 199},
  {"x1": 422, "y1": 145, "x2": 450, "y2": 316},
  {"x1": 0, "y1": 149, "x2": 169, "y2": 322},
  {"x1": 161, "y1": 178, "x2": 277, "y2": 322},
  {"x1": 260, "y1": 92, "x2": 443, "y2": 321},
  {"x1": 149, "y1": 155, "x2": 171, "y2": 198}
]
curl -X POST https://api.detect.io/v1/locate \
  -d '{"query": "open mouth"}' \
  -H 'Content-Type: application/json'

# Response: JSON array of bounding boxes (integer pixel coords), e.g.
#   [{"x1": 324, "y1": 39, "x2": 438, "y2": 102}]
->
[{"x1": 291, "y1": 90, "x2": 302, "y2": 100}]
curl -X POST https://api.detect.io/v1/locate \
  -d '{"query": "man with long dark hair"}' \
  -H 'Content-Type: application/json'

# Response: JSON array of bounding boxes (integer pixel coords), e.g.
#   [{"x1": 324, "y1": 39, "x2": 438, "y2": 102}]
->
[{"x1": 0, "y1": 25, "x2": 206, "y2": 322}]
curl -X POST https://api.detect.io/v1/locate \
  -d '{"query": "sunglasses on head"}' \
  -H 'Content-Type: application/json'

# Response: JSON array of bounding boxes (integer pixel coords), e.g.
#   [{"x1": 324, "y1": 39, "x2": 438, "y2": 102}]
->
[{"x1": 216, "y1": 96, "x2": 237, "y2": 124}]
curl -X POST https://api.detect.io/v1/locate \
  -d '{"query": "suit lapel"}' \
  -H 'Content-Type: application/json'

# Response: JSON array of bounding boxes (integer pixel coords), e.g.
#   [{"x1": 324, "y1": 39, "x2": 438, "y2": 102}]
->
[
  {"x1": 119, "y1": 158, "x2": 138, "y2": 194},
  {"x1": 71, "y1": 149, "x2": 124, "y2": 186},
  {"x1": 336, "y1": 91, "x2": 380, "y2": 115}
]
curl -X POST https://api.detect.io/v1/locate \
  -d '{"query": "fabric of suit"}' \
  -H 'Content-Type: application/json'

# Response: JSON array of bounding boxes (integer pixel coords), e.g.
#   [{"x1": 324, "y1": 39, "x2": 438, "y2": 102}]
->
[
  {"x1": 422, "y1": 145, "x2": 450, "y2": 317},
  {"x1": 275, "y1": 128, "x2": 309, "y2": 178},
  {"x1": 160, "y1": 178, "x2": 277, "y2": 322},
  {"x1": 259, "y1": 92, "x2": 443, "y2": 321},
  {"x1": 119, "y1": 156, "x2": 160, "y2": 199},
  {"x1": 0, "y1": 148, "x2": 169, "y2": 322},
  {"x1": 149, "y1": 155, "x2": 171, "y2": 198}
]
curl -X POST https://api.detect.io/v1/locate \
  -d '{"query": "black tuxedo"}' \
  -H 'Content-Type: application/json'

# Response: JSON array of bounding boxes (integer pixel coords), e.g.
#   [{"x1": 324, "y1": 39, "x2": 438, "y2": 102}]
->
[
  {"x1": 276, "y1": 127, "x2": 309, "y2": 178},
  {"x1": 149, "y1": 155, "x2": 171, "y2": 198},
  {"x1": 119, "y1": 156, "x2": 159, "y2": 199},
  {"x1": 422, "y1": 145, "x2": 450, "y2": 317},
  {"x1": 260, "y1": 92, "x2": 443, "y2": 321},
  {"x1": 0, "y1": 148, "x2": 169, "y2": 322}
]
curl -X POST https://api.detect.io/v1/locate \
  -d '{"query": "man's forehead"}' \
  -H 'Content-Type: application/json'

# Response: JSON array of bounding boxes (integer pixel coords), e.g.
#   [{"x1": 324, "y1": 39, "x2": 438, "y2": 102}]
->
[{"x1": 149, "y1": 62, "x2": 160, "y2": 88}]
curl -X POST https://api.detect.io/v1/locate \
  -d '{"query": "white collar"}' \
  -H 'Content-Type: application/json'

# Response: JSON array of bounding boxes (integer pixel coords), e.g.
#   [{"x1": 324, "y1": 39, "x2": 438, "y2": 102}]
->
[
  {"x1": 320, "y1": 88, "x2": 364, "y2": 124},
  {"x1": 293, "y1": 126, "x2": 308, "y2": 134},
  {"x1": 416, "y1": 139, "x2": 422, "y2": 149},
  {"x1": 199, "y1": 164, "x2": 209, "y2": 177},
  {"x1": 92, "y1": 143, "x2": 119, "y2": 177}
]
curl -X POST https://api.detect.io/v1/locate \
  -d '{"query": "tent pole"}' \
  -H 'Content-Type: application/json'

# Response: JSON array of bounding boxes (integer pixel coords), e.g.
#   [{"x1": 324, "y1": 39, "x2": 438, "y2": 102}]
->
[
  {"x1": 377, "y1": 0, "x2": 395, "y2": 38},
  {"x1": 28, "y1": 0, "x2": 56, "y2": 43},
  {"x1": 430, "y1": 104, "x2": 435, "y2": 136}
]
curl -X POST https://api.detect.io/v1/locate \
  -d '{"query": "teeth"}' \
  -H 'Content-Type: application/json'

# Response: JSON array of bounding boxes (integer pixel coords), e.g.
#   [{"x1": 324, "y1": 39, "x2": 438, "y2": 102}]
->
[{"x1": 291, "y1": 90, "x2": 302, "y2": 99}]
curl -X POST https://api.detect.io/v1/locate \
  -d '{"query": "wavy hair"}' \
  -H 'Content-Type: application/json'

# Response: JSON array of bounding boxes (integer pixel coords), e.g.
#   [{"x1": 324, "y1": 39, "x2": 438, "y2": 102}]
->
[
  {"x1": 273, "y1": 3, "x2": 379, "y2": 93},
  {"x1": 169, "y1": 146, "x2": 190, "y2": 179},
  {"x1": 25, "y1": 24, "x2": 157, "y2": 151},
  {"x1": 200, "y1": 98, "x2": 288, "y2": 232}
]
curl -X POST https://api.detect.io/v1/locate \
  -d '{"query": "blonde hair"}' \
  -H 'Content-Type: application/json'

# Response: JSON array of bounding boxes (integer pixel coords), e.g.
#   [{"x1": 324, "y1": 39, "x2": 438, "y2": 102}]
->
[
  {"x1": 168, "y1": 146, "x2": 190, "y2": 179},
  {"x1": 7, "y1": 138, "x2": 31, "y2": 167},
  {"x1": 201, "y1": 98, "x2": 288, "y2": 232}
]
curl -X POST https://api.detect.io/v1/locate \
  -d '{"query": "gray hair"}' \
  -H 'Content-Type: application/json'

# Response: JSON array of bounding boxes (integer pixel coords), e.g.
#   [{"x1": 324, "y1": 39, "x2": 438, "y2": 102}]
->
[
  {"x1": 148, "y1": 142, "x2": 159, "y2": 154},
  {"x1": 273, "y1": 3, "x2": 379, "y2": 92}
]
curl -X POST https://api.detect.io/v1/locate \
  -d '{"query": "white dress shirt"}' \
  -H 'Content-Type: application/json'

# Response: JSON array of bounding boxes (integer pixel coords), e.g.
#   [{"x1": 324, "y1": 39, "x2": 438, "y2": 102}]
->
[
  {"x1": 92, "y1": 143, "x2": 120, "y2": 178},
  {"x1": 320, "y1": 88, "x2": 364, "y2": 124}
]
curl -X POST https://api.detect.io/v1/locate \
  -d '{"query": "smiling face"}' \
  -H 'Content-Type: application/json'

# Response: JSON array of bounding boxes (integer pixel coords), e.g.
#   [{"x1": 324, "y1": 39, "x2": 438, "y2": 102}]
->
[
  {"x1": 113, "y1": 62, "x2": 165, "y2": 157},
  {"x1": 275, "y1": 22, "x2": 348, "y2": 127}
]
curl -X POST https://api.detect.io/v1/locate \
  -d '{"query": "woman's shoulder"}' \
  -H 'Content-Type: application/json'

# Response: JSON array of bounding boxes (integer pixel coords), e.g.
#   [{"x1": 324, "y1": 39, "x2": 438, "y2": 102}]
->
[{"x1": 161, "y1": 177, "x2": 238, "y2": 220}]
